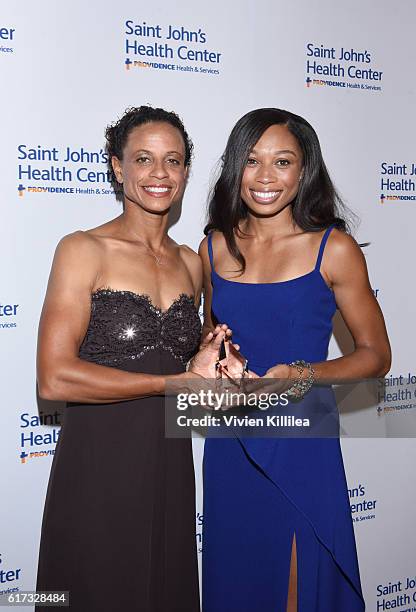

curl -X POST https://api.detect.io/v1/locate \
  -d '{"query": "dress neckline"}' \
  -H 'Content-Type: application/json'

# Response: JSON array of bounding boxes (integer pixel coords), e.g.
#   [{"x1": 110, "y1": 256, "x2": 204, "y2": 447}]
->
[
  {"x1": 213, "y1": 267, "x2": 316, "y2": 286},
  {"x1": 91, "y1": 288, "x2": 196, "y2": 316},
  {"x1": 208, "y1": 225, "x2": 336, "y2": 290},
  {"x1": 212, "y1": 268, "x2": 334, "y2": 294}
]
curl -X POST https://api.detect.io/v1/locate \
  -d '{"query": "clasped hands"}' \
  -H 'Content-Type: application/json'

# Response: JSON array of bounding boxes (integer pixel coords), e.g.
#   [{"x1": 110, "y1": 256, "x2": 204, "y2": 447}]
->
[
  {"x1": 188, "y1": 324, "x2": 296, "y2": 390},
  {"x1": 184, "y1": 325, "x2": 299, "y2": 412},
  {"x1": 187, "y1": 324, "x2": 252, "y2": 382}
]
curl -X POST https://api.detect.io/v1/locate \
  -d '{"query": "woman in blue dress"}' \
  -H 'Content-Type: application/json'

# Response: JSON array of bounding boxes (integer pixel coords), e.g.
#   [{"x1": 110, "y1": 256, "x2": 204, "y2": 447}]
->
[{"x1": 199, "y1": 108, "x2": 391, "y2": 611}]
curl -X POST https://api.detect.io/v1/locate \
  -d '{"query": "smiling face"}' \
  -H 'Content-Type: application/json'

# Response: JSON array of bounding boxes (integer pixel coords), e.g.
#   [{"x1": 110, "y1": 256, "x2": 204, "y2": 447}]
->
[
  {"x1": 111, "y1": 121, "x2": 188, "y2": 214},
  {"x1": 240, "y1": 124, "x2": 303, "y2": 217}
]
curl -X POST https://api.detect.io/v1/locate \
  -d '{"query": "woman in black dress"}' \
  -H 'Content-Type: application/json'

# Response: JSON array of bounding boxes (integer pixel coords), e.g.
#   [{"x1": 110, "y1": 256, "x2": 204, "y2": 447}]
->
[{"x1": 36, "y1": 106, "x2": 224, "y2": 611}]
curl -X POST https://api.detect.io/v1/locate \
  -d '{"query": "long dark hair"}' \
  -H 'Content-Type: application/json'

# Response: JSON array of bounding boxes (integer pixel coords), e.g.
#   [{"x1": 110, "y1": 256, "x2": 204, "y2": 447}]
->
[{"x1": 205, "y1": 108, "x2": 354, "y2": 272}]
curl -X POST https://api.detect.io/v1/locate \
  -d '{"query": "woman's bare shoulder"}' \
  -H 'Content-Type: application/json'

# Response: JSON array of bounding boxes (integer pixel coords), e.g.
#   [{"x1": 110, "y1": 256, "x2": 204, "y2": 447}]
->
[
  {"x1": 323, "y1": 228, "x2": 368, "y2": 284},
  {"x1": 198, "y1": 230, "x2": 226, "y2": 253},
  {"x1": 178, "y1": 243, "x2": 202, "y2": 273},
  {"x1": 325, "y1": 228, "x2": 362, "y2": 260},
  {"x1": 56, "y1": 230, "x2": 103, "y2": 258},
  {"x1": 50, "y1": 232, "x2": 106, "y2": 291}
]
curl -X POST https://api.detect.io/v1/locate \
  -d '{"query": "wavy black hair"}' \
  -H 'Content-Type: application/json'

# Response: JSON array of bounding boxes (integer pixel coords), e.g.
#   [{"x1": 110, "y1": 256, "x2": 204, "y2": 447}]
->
[
  {"x1": 205, "y1": 108, "x2": 354, "y2": 272},
  {"x1": 105, "y1": 105, "x2": 193, "y2": 184}
]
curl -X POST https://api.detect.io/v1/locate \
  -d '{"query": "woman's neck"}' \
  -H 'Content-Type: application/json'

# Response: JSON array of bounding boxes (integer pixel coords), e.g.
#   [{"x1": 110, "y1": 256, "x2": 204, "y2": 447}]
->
[
  {"x1": 240, "y1": 208, "x2": 299, "y2": 241},
  {"x1": 117, "y1": 201, "x2": 170, "y2": 248}
]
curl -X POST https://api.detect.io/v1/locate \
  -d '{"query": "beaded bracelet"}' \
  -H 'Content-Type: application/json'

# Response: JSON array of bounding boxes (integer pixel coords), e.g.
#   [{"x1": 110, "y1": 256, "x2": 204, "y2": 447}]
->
[{"x1": 286, "y1": 360, "x2": 315, "y2": 399}]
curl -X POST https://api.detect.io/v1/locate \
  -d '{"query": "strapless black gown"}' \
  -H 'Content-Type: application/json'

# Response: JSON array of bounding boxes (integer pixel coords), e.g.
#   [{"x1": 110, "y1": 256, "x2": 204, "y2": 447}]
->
[{"x1": 36, "y1": 289, "x2": 202, "y2": 612}]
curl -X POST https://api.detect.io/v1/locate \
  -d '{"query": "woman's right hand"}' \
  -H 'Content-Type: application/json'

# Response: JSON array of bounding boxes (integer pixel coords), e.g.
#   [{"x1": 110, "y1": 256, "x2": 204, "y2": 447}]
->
[{"x1": 188, "y1": 324, "x2": 231, "y2": 378}]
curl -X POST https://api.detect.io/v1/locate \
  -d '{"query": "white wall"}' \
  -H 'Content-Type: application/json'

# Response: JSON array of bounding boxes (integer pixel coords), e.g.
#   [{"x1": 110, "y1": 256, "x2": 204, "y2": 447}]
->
[{"x1": 1, "y1": 1, "x2": 415, "y2": 609}]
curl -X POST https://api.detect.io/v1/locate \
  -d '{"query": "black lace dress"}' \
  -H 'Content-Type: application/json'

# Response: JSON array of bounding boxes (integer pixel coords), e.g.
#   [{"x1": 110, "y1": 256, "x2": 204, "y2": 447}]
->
[{"x1": 36, "y1": 289, "x2": 202, "y2": 612}]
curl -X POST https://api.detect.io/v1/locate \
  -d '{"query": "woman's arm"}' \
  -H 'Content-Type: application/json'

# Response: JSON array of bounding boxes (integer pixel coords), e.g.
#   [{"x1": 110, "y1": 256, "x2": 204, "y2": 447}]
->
[
  {"x1": 198, "y1": 236, "x2": 216, "y2": 337},
  {"x1": 37, "y1": 233, "x2": 225, "y2": 403},
  {"x1": 266, "y1": 230, "x2": 391, "y2": 381}
]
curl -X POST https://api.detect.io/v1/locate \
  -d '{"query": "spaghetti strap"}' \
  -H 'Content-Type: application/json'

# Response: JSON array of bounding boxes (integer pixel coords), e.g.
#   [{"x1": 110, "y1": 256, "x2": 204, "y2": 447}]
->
[
  {"x1": 207, "y1": 233, "x2": 214, "y2": 269},
  {"x1": 315, "y1": 225, "x2": 335, "y2": 271}
]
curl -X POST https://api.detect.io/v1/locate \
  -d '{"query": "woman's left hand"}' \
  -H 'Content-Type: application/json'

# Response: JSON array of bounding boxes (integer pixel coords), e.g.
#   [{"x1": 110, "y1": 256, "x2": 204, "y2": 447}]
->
[
  {"x1": 264, "y1": 364, "x2": 292, "y2": 379},
  {"x1": 256, "y1": 363, "x2": 295, "y2": 395}
]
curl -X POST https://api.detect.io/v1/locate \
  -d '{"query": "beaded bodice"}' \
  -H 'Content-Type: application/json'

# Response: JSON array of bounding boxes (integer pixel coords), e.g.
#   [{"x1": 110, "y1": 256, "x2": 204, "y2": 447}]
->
[{"x1": 78, "y1": 289, "x2": 202, "y2": 366}]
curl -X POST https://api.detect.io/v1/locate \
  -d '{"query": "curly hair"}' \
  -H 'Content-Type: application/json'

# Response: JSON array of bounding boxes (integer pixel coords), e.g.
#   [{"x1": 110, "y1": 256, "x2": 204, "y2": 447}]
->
[{"x1": 105, "y1": 105, "x2": 194, "y2": 183}]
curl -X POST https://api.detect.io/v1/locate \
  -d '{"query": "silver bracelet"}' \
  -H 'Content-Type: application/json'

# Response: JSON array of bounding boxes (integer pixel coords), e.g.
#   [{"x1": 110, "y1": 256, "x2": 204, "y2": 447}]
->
[{"x1": 286, "y1": 360, "x2": 315, "y2": 399}]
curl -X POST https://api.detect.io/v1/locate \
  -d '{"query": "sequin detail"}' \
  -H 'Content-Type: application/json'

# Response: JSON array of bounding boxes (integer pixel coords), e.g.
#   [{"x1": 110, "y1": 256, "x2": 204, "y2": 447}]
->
[{"x1": 78, "y1": 289, "x2": 201, "y2": 366}]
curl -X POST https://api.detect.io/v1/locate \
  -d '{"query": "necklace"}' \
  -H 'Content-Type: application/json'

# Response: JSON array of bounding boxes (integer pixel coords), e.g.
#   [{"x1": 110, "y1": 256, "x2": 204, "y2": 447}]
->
[{"x1": 135, "y1": 236, "x2": 167, "y2": 266}]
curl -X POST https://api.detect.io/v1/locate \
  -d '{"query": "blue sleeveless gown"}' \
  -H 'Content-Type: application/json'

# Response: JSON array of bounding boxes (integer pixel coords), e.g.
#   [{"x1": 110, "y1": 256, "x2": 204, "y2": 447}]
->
[{"x1": 202, "y1": 227, "x2": 365, "y2": 611}]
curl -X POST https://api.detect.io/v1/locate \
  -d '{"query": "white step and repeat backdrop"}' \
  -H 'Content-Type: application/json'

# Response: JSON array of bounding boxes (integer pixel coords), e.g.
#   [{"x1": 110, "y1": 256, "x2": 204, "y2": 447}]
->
[{"x1": 1, "y1": 1, "x2": 415, "y2": 610}]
